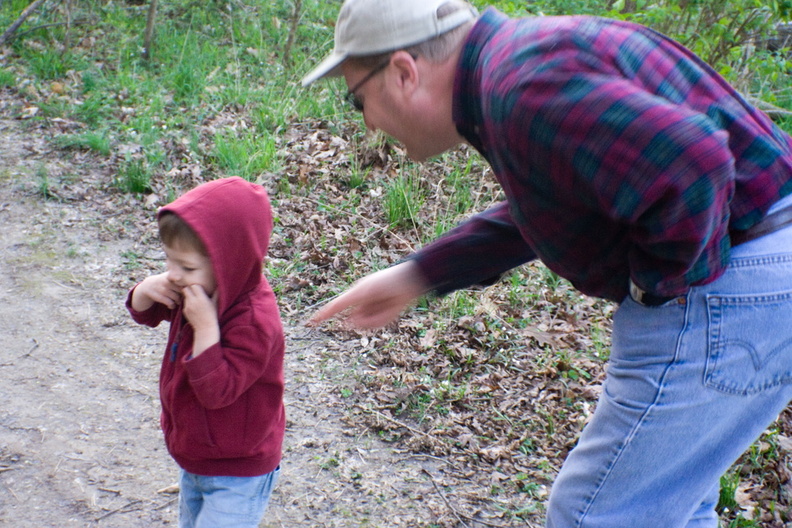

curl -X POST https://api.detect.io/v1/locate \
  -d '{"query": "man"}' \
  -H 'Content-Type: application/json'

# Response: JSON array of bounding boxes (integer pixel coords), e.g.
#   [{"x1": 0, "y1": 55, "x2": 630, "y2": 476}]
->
[{"x1": 302, "y1": 0, "x2": 792, "y2": 526}]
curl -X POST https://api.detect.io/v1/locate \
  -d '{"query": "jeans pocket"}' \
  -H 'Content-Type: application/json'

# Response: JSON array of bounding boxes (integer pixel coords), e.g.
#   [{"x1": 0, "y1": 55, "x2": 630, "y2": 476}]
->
[{"x1": 705, "y1": 290, "x2": 792, "y2": 395}]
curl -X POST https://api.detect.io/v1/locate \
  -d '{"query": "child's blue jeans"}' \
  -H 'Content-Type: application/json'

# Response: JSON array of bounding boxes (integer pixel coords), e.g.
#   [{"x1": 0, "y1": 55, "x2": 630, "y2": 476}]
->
[
  {"x1": 547, "y1": 197, "x2": 792, "y2": 527},
  {"x1": 178, "y1": 466, "x2": 280, "y2": 528}
]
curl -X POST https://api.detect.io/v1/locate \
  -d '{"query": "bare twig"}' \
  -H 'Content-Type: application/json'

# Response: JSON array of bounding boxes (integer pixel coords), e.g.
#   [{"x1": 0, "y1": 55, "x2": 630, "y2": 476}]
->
[
  {"x1": 98, "y1": 487, "x2": 120, "y2": 494},
  {"x1": 93, "y1": 499, "x2": 143, "y2": 522},
  {"x1": 60, "y1": 0, "x2": 71, "y2": 55},
  {"x1": 21, "y1": 339, "x2": 39, "y2": 358},
  {"x1": 13, "y1": 19, "x2": 90, "y2": 41},
  {"x1": 422, "y1": 468, "x2": 473, "y2": 528},
  {"x1": 354, "y1": 405, "x2": 437, "y2": 441},
  {"x1": 748, "y1": 96, "x2": 792, "y2": 119},
  {"x1": 423, "y1": 468, "x2": 515, "y2": 528},
  {"x1": 154, "y1": 497, "x2": 178, "y2": 510},
  {"x1": 0, "y1": 0, "x2": 49, "y2": 46},
  {"x1": 5, "y1": 483, "x2": 19, "y2": 503},
  {"x1": 156, "y1": 483, "x2": 179, "y2": 494}
]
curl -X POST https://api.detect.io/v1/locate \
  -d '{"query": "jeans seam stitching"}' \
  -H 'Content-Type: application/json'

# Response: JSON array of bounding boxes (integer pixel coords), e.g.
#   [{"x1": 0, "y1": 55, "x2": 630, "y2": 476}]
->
[{"x1": 578, "y1": 291, "x2": 690, "y2": 527}]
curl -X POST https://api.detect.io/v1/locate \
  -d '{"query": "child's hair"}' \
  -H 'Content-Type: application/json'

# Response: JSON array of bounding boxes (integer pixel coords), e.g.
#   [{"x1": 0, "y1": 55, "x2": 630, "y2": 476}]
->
[{"x1": 158, "y1": 212, "x2": 208, "y2": 256}]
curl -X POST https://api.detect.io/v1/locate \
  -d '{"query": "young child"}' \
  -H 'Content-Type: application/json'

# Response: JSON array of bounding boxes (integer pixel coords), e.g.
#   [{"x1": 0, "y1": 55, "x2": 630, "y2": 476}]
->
[{"x1": 127, "y1": 176, "x2": 285, "y2": 528}]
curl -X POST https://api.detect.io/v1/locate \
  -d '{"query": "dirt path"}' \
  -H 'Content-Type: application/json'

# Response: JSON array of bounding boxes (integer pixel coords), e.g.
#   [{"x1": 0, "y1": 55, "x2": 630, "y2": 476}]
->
[{"x1": 0, "y1": 118, "x2": 471, "y2": 527}]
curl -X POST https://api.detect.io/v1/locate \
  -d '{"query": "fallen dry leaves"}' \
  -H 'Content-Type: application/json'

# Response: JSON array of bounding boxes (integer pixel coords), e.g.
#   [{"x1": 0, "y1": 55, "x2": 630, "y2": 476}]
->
[{"x1": 7, "y1": 91, "x2": 790, "y2": 526}]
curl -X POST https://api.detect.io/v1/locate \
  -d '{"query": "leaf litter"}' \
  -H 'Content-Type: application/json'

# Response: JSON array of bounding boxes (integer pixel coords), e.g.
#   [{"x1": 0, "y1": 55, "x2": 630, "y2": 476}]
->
[{"x1": 0, "y1": 85, "x2": 790, "y2": 527}]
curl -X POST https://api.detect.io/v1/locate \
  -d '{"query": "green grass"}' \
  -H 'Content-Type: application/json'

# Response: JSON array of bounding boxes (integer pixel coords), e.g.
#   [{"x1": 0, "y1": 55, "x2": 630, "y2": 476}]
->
[
  {"x1": 212, "y1": 129, "x2": 281, "y2": 181},
  {"x1": 2, "y1": 0, "x2": 792, "y2": 525},
  {"x1": 54, "y1": 132, "x2": 112, "y2": 156},
  {"x1": 34, "y1": 163, "x2": 53, "y2": 200},
  {"x1": 116, "y1": 158, "x2": 152, "y2": 194},
  {"x1": 384, "y1": 167, "x2": 425, "y2": 228},
  {"x1": 0, "y1": 68, "x2": 14, "y2": 88}
]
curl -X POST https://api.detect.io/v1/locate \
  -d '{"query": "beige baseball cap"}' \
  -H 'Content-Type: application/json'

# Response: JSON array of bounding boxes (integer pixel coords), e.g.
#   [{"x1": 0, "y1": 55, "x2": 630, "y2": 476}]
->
[{"x1": 301, "y1": 0, "x2": 478, "y2": 86}]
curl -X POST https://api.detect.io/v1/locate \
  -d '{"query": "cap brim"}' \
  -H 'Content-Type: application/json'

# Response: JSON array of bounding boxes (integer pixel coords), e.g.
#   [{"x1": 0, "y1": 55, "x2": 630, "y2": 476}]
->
[{"x1": 301, "y1": 50, "x2": 347, "y2": 86}]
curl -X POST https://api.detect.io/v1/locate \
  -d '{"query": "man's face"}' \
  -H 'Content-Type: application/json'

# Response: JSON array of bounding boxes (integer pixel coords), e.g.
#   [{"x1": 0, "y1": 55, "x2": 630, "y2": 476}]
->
[
  {"x1": 341, "y1": 58, "x2": 453, "y2": 162},
  {"x1": 163, "y1": 242, "x2": 217, "y2": 297}
]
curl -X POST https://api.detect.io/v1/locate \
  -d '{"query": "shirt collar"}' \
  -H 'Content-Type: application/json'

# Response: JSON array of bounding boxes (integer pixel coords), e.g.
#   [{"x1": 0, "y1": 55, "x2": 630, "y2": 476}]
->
[{"x1": 452, "y1": 7, "x2": 509, "y2": 152}]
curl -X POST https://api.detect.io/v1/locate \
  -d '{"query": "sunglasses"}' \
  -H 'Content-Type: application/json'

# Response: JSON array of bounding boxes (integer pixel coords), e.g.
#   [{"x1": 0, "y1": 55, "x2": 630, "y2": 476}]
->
[{"x1": 344, "y1": 59, "x2": 391, "y2": 112}]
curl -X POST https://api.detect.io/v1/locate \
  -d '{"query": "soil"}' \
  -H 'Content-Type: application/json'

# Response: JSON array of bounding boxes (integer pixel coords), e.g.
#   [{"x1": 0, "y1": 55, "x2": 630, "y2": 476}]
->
[
  {"x1": 4, "y1": 89, "x2": 789, "y2": 526},
  {"x1": 0, "y1": 117, "x2": 474, "y2": 527}
]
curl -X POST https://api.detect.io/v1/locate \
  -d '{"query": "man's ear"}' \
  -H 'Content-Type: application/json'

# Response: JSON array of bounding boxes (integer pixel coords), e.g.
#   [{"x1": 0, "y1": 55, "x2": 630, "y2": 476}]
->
[{"x1": 389, "y1": 50, "x2": 419, "y2": 94}]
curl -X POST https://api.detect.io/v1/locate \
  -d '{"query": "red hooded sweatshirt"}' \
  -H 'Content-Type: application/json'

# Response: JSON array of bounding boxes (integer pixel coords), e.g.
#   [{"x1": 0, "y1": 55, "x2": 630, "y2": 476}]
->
[{"x1": 127, "y1": 177, "x2": 285, "y2": 477}]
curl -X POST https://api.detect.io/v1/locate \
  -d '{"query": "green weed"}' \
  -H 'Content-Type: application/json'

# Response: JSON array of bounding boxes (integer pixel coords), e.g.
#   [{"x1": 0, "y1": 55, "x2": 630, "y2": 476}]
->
[
  {"x1": 72, "y1": 94, "x2": 111, "y2": 127},
  {"x1": 26, "y1": 50, "x2": 71, "y2": 80},
  {"x1": 384, "y1": 168, "x2": 425, "y2": 228},
  {"x1": 121, "y1": 250, "x2": 143, "y2": 271},
  {"x1": 0, "y1": 69, "x2": 14, "y2": 88},
  {"x1": 35, "y1": 163, "x2": 53, "y2": 200},
  {"x1": 212, "y1": 130, "x2": 280, "y2": 181},
  {"x1": 54, "y1": 132, "x2": 112, "y2": 156},
  {"x1": 116, "y1": 158, "x2": 152, "y2": 194}
]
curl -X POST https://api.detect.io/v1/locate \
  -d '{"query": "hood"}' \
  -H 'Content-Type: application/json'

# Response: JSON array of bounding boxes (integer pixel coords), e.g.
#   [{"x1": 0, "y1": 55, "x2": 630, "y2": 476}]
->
[{"x1": 158, "y1": 177, "x2": 273, "y2": 315}]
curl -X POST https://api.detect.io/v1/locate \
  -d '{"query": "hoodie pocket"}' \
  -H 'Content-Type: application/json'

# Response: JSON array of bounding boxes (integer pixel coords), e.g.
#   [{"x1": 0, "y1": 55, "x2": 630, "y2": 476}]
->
[{"x1": 167, "y1": 399, "x2": 217, "y2": 457}]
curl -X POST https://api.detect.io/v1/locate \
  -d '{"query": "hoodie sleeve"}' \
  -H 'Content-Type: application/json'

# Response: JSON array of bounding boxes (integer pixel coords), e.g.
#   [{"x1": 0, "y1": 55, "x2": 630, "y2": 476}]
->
[
  {"x1": 125, "y1": 285, "x2": 174, "y2": 327},
  {"x1": 183, "y1": 319, "x2": 284, "y2": 410}
]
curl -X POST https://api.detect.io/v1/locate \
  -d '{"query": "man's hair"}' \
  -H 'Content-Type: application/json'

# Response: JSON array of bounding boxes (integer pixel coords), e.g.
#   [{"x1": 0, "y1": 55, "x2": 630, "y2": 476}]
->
[
  {"x1": 158, "y1": 212, "x2": 208, "y2": 255},
  {"x1": 348, "y1": 1, "x2": 474, "y2": 69}
]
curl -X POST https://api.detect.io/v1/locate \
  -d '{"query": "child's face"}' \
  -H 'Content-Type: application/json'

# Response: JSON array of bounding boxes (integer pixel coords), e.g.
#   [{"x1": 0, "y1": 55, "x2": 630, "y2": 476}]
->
[{"x1": 163, "y1": 242, "x2": 217, "y2": 297}]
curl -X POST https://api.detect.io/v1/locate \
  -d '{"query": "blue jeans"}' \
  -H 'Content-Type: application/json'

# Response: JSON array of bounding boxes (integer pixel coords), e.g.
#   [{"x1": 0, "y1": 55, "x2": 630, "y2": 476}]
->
[
  {"x1": 547, "y1": 201, "x2": 792, "y2": 527},
  {"x1": 178, "y1": 467, "x2": 280, "y2": 528}
]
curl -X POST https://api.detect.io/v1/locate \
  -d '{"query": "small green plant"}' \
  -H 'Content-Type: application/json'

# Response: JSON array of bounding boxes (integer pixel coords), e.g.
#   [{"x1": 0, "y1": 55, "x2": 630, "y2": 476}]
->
[
  {"x1": 0, "y1": 68, "x2": 14, "y2": 88},
  {"x1": 437, "y1": 290, "x2": 479, "y2": 321},
  {"x1": 121, "y1": 250, "x2": 143, "y2": 270},
  {"x1": 540, "y1": 265, "x2": 564, "y2": 290},
  {"x1": 252, "y1": 85, "x2": 298, "y2": 134},
  {"x1": 347, "y1": 164, "x2": 369, "y2": 189},
  {"x1": 445, "y1": 155, "x2": 476, "y2": 214},
  {"x1": 81, "y1": 70, "x2": 99, "y2": 93},
  {"x1": 116, "y1": 158, "x2": 151, "y2": 194},
  {"x1": 319, "y1": 454, "x2": 340, "y2": 470},
  {"x1": 54, "y1": 132, "x2": 111, "y2": 156},
  {"x1": 516, "y1": 474, "x2": 542, "y2": 496},
  {"x1": 26, "y1": 50, "x2": 71, "y2": 80},
  {"x1": 35, "y1": 163, "x2": 53, "y2": 200},
  {"x1": 213, "y1": 130, "x2": 280, "y2": 181},
  {"x1": 72, "y1": 94, "x2": 110, "y2": 127},
  {"x1": 519, "y1": 437, "x2": 536, "y2": 456},
  {"x1": 717, "y1": 470, "x2": 764, "y2": 528},
  {"x1": 384, "y1": 168, "x2": 425, "y2": 228}
]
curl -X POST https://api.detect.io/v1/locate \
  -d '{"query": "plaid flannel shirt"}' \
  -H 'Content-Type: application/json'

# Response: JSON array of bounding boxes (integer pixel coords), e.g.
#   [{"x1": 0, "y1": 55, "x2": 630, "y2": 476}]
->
[{"x1": 412, "y1": 8, "x2": 792, "y2": 302}]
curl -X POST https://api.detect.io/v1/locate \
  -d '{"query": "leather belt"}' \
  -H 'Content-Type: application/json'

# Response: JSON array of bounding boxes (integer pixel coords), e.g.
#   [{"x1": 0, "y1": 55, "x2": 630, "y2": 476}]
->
[
  {"x1": 630, "y1": 200, "x2": 792, "y2": 307},
  {"x1": 629, "y1": 280, "x2": 681, "y2": 307},
  {"x1": 729, "y1": 203, "x2": 792, "y2": 246}
]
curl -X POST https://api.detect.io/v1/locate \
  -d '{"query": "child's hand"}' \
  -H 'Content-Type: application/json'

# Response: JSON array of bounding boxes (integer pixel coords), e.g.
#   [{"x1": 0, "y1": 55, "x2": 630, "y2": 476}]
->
[
  {"x1": 131, "y1": 272, "x2": 183, "y2": 312},
  {"x1": 182, "y1": 284, "x2": 218, "y2": 329},
  {"x1": 182, "y1": 284, "x2": 220, "y2": 357}
]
